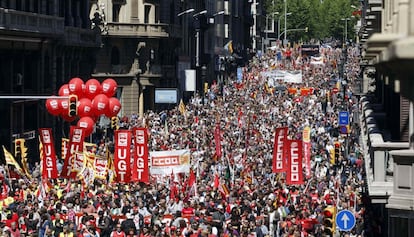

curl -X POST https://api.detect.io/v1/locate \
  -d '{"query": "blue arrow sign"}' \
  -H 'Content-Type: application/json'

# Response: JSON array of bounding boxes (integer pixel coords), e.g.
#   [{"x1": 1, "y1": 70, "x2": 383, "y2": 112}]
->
[
  {"x1": 336, "y1": 210, "x2": 356, "y2": 231},
  {"x1": 338, "y1": 111, "x2": 349, "y2": 126}
]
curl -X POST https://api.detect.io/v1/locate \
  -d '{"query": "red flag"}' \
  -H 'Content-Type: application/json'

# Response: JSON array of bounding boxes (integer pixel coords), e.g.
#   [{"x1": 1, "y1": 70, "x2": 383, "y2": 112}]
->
[
  {"x1": 114, "y1": 130, "x2": 132, "y2": 183},
  {"x1": 214, "y1": 123, "x2": 222, "y2": 158},
  {"x1": 213, "y1": 173, "x2": 219, "y2": 189},
  {"x1": 188, "y1": 169, "x2": 196, "y2": 188},
  {"x1": 39, "y1": 128, "x2": 59, "y2": 179},
  {"x1": 132, "y1": 128, "x2": 149, "y2": 183},
  {"x1": 272, "y1": 127, "x2": 288, "y2": 173},
  {"x1": 286, "y1": 140, "x2": 304, "y2": 185},
  {"x1": 61, "y1": 126, "x2": 86, "y2": 179},
  {"x1": 169, "y1": 170, "x2": 178, "y2": 200}
]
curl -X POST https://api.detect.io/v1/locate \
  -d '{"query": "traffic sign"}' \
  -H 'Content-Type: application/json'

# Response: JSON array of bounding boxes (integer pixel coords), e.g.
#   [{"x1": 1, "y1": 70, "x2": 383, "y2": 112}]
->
[
  {"x1": 336, "y1": 210, "x2": 356, "y2": 231},
  {"x1": 338, "y1": 111, "x2": 349, "y2": 126}
]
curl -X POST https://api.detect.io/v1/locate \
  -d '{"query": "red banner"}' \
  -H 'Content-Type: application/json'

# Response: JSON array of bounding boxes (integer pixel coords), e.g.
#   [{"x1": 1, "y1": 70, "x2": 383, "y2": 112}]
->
[
  {"x1": 214, "y1": 123, "x2": 222, "y2": 158},
  {"x1": 60, "y1": 127, "x2": 85, "y2": 179},
  {"x1": 286, "y1": 140, "x2": 304, "y2": 185},
  {"x1": 114, "y1": 130, "x2": 132, "y2": 183},
  {"x1": 132, "y1": 128, "x2": 149, "y2": 183},
  {"x1": 302, "y1": 126, "x2": 312, "y2": 178},
  {"x1": 39, "y1": 128, "x2": 59, "y2": 179},
  {"x1": 272, "y1": 127, "x2": 288, "y2": 173}
]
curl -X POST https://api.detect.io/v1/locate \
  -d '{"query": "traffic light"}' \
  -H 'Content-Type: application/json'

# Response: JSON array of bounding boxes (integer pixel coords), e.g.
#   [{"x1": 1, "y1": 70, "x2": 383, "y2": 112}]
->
[
  {"x1": 333, "y1": 141, "x2": 340, "y2": 164},
  {"x1": 323, "y1": 206, "x2": 336, "y2": 236},
  {"x1": 111, "y1": 116, "x2": 119, "y2": 130},
  {"x1": 68, "y1": 95, "x2": 78, "y2": 117},
  {"x1": 14, "y1": 139, "x2": 22, "y2": 157},
  {"x1": 305, "y1": 27, "x2": 308, "y2": 32},
  {"x1": 14, "y1": 138, "x2": 28, "y2": 160}
]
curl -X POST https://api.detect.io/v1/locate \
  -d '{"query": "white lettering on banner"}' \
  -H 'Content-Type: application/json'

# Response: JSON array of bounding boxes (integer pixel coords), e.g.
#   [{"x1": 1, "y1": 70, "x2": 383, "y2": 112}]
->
[
  {"x1": 44, "y1": 144, "x2": 54, "y2": 177},
  {"x1": 135, "y1": 130, "x2": 146, "y2": 180},
  {"x1": 152, "y1": 156, "x2": 179, "y2": 166},
  {"x1": 276, "y1": 129, "x2": 285, "y2": 169},
  {"x1": 117, "y1": 147, "x2": 127, "y2": 180},
  {"x1": 72, "y1": 130, "x2": 82, "y2": 143},
  {"x1": 136, "y1": 147, "x2": 145, "y2": 179},
  {"x1": 118, "y1": 133, "x2": 128, "y2": 146},
  {"x1": 41, "y1": 130, "x2": 54, "y2": 177},
  {"x1": 95, "y1": 159, "x2": 106, "y2": 166},
  {"x1": 290, "y1": 142, "x2": 300, "y2": 182},
  {"x1": 42, "y1": 130, "x2": 51, "y2": 143}
]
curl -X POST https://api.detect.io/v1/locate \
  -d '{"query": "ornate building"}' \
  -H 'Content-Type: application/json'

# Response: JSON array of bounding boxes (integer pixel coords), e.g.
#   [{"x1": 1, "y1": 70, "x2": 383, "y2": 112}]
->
[{"x1": 0, "y1": 1, "x2": 100, "y2": 154}]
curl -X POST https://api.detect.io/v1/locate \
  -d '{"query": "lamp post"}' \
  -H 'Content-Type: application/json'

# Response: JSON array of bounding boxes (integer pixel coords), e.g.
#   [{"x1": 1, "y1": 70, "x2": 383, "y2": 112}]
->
[
  {"x1": 278, "y1": 12, "x2": 291, "y2": 40},
  {"x1": 193, "y1": 10, "x2": 208, "y2": 102},
  {"x1": 341, "y1": 17, "x2": 351, "y2": 46},
  {"x1": 193, "y1": 10, "x2": 207, "y2": 67}
]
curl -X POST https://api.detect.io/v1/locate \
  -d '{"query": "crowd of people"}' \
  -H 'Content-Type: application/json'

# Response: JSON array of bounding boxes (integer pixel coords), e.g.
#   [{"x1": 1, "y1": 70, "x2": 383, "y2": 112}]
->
[{"x1": 0, "y1": 42, "x2": 377, "y2": 237}]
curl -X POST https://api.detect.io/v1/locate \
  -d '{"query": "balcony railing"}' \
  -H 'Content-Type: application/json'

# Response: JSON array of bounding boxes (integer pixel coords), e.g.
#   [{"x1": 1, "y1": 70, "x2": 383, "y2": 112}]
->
[
  {"x1": 360, "y1": 95, "x2": 409, "y2": 201},
  {"x1": 106, "y1": 22, "x2": 169, "y2": 38},
  {"x1": 0, "y1": 8, "x2": 64, "y2": 36}
]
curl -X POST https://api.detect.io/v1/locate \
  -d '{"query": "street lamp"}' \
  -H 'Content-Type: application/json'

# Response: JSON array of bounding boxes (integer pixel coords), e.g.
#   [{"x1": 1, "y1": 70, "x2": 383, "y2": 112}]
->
[
  {"x1": 177, "y1": 8, "x2": 195, "y2": 17},
  {"x1": 278, "y1": 12, "x2": 291, "y2": 40}
]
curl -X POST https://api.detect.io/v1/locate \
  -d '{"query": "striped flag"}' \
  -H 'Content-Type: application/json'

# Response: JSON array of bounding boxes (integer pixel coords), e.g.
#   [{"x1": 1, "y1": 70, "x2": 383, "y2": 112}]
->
[
  {"x1": 178, "y1": 99, "x2": 186, "y2": 115},
  {"x1": 2, "y1": 146, "x2": 24, "y2": 175}
]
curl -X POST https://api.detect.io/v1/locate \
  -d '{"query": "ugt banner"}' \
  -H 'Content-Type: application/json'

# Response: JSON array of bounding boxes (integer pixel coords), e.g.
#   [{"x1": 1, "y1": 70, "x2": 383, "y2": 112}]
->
[
  {"x1": 114, "y1": 130, "x2": 132, "y2": 183},
  {"x1": 132, "y1": 128, "x2": 149, "y2": 183},
  {"x1": 38, "y1": 128, "x2": 58, "y2": 179}
]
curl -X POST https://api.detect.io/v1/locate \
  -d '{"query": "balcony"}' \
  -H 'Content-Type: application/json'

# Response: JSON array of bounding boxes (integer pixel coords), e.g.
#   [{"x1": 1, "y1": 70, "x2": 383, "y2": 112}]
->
[
  {"x1": 0, "y1": 8, "x2": 64, "y2": 36},
  {"x1": 360, "y1": 95, "x2": 409, "y2": 203},
  {"x1": 106, "y1": 22, "x2": 169, "y2": 38},
  {"x1": 63, "y1": 27, "x2": 100, "y2": 47}
]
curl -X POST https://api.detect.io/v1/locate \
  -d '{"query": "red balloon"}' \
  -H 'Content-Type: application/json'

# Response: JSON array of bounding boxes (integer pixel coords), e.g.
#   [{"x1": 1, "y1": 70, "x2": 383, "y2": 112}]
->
[
  {"x1": 61, "y1": 114, "x2": 76, "y2": 122},
  {"x1": 45, "y1": 98, "x2": 61, "y2": 116},
  {"x1": 101, "y1": 78, "x2": 117, "y2": 97},
  {"x1": 58, "y1": 99, "x2": 69, "y2": 115},
  {"x1": 58, "y1": 84, "x2": 70, "y2": 96},
  {"x1": 77, "y1": 98, "x2": 93, "y2": 118},
  {"x1": 77, "y1": 116, "x2": 95, "y2": 137},
  {"x1": 68, "y1": 77, "x2": 85, "y2": 97},
  {"x1": 105, "y1": 97, "x2": 122, "y2": 117},
  {"x1": 92, "y1": 94, "x2": 109, "y2": 116},
  {"x1": 85, "y1": 79, "x2": 102, "y2": 100}
]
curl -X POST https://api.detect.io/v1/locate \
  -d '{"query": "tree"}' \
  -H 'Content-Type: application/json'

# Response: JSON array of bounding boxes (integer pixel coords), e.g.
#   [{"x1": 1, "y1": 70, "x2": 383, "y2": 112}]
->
[{"x1": 264, "y1": 0, "x2": 359, "y2": 44}]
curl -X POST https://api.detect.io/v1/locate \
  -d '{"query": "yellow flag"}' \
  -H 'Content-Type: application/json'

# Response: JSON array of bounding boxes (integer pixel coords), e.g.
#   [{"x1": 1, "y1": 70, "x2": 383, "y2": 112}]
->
[
  {"x1": 179, "y1": 99, "x2": 186, "y2": 115},
  {"x1": 2, "y1": 146, "x2": 24, "y2": 175}
]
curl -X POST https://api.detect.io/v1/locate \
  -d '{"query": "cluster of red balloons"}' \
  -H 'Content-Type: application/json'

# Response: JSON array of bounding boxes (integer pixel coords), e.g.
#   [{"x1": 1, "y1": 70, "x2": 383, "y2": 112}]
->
[{"x1": 45, "y1": 77, "x2": 121, "y2": 136}]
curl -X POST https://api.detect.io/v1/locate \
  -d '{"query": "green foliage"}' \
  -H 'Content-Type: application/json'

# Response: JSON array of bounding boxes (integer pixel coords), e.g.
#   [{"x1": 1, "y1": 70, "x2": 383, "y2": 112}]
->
[{"x1": 263, "y1": 0, "x2": 359, "y2": 43}]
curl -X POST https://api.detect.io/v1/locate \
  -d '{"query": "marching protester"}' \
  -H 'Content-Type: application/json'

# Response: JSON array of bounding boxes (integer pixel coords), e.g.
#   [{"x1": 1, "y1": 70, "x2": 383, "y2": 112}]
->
[{"x1": 0, "y1": 41, "x2": 370, "y2": 237}]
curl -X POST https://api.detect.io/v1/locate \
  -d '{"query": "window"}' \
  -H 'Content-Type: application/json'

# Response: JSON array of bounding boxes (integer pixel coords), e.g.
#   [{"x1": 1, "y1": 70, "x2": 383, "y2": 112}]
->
[
  {"x1": 112, "y1": 4, "x2": 121, "y2": 22},
  {"x1": 144, "y1": 5, "x2": 151, "y2": 24}
]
